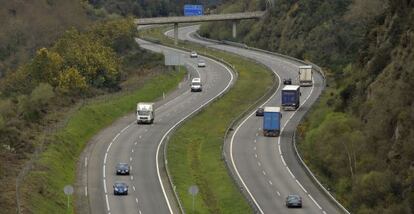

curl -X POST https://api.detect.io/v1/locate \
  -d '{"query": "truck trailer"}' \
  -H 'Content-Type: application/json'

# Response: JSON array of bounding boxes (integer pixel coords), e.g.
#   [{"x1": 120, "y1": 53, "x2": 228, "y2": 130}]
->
[
  {"x1": 263, "y1": 107, "x2": 282, "y2": 137},
  {"x1": 282, "y1": 85, "x2": 301, "y2": 111},
  {"x1": 299, "y1": 65, "x2": 313, "y2": 86},
  {"x1": 136, "y1": 102, "x2": 154, "y2": 124}
]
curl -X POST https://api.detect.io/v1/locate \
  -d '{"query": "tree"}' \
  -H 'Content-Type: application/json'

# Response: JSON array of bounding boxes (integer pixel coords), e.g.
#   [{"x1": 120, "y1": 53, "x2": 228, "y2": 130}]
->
[
  {"x1": 58, "y1": 67, "x2": 88, "y2": 95},
  {"x1": 29, "y1": 48, "x2": 64, "y2": 87}
]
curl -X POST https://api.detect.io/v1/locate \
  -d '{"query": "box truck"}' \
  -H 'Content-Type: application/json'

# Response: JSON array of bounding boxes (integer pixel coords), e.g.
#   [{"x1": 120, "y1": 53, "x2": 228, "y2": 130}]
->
[
  {"x1": 282, "y1": 85, "x2": 301, "y2": 111},
  {"x1": 299, "y1": 65, "x2": 313, "y2": 86},
  {"x1": 263, "y1": 107, "x2": 282, "y2": 137},
  {"x1": 136, "y1": 102, "x2": 154, "y2": 124}
]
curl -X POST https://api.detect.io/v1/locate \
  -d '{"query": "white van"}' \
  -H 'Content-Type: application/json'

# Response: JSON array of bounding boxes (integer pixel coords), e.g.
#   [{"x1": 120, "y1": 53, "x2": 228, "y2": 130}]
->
[{"x1": 190, "y1": 78, "x2": 202, "y2": 92}]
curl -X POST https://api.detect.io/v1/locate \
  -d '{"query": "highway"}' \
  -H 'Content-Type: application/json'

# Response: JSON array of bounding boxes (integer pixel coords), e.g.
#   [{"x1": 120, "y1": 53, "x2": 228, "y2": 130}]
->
[
  {"x1": 166, "y1": 25, "x2": 341, "y2": 214},
  {"x1": 79, "y1": 38, "x2": 235, "y2": 214}
]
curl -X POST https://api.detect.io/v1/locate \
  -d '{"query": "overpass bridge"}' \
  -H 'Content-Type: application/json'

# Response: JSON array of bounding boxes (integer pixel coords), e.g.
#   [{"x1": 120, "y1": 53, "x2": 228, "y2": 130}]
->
[{"x1": 135, "y1": 11, "x2": 266, "y2": 44}]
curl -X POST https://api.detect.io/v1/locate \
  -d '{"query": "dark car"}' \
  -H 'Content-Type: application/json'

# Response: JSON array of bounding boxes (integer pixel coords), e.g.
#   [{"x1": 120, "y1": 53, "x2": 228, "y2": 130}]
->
[
  {"x1": 116, "y1": 163, "x2": 130, "y2": 175},
  {"x1": 113, "y1": 182, "x2": 128, "y2": 195},
  {"x1": 286, "y1": 195, "x2": 302, "y2": 208},
  {"x1": 256, "y1": 107, "x2": 264, "y2": 116},
  {"x1": 283, "y1": 78, "x2": 292, "y2": 85}
]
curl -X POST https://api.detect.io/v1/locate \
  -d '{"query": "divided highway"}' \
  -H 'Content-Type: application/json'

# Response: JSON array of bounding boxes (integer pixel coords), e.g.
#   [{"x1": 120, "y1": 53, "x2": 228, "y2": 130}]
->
[
  {"x1": 166, "y1": 25, "x2": 342, "y2": 214},
  {"x1": 79, "y1": 38, "x2": 235, "y2": 214}
]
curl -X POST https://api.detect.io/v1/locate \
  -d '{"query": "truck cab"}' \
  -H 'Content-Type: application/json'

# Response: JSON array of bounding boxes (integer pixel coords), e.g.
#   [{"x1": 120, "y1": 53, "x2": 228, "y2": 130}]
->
[
  {"x1": 282, "y1": 85, "x2": 301, "y2": 111},
  {"x1": 136, "y1": 102, "x2": 154, "y2": 124},
  {"x1": 190, "y1": 78, "x2": 202, "y2": 92}
]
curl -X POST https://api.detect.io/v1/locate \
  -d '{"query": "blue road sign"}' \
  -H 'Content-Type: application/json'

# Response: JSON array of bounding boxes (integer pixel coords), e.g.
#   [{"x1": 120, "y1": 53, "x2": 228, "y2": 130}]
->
[{"x1": 184, "y1": 5, "x2": 203, "y2": 16}]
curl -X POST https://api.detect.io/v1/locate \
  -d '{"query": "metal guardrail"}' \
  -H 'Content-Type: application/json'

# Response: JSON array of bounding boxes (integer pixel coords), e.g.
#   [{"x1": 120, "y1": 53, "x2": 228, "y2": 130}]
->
[{"x1": 192, "y1": 32, "x2": 350, "y2": 214}]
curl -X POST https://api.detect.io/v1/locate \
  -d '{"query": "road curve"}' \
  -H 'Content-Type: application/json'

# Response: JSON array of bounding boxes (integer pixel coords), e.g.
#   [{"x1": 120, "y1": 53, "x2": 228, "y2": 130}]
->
[
  {"x1": 79, "y1": 38, "x2": 235, "y2": 214},
  {"x1": 167, "y1": 25, "x2": 341, "y2": 214}
]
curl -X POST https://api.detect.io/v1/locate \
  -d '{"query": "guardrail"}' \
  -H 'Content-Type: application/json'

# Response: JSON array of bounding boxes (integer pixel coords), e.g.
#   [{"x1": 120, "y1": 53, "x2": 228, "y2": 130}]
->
[{"x1": 192, "y1": 32, "x2": 350, "y2": 214}]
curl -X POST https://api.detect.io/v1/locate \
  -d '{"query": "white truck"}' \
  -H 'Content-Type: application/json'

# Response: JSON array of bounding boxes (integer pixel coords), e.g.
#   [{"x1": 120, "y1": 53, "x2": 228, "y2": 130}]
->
[
  {"x1": 136, "y1": 102, "x2": 154, "y2": 124},
  {"x1": 299, "y1": 65, "x2": 313, "y2": 86},
  {"x1": 190, "y1": 78, "x2": 202, "y2": 92}
]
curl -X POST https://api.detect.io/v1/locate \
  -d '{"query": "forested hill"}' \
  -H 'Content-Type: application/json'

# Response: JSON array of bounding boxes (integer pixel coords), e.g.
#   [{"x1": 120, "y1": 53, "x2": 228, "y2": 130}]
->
[
  {"x1": 200, "y1": 0, "x2": 414, "y2": 213},
  {"x1": 0, "y1": 0, "x2": 90, "y2": 77}
]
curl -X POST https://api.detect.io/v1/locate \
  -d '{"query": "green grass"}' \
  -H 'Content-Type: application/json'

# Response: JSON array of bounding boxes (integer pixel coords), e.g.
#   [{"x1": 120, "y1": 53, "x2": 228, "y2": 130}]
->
[
  {"x1": 141, "y1": 27, "x2": 275, "y2": 213},
  {"x1": 21, "y1": 70, "x2": 185, "y2": 213}
]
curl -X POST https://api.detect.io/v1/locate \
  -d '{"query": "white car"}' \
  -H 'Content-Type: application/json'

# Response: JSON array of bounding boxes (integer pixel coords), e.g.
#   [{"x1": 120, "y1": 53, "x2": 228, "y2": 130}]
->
[
  {"x1": 190, "y1": 51, "x2": 198, "y2": 58},
  {"x1": 197, "y1": 60, "x2": 206, "y2": 67}
]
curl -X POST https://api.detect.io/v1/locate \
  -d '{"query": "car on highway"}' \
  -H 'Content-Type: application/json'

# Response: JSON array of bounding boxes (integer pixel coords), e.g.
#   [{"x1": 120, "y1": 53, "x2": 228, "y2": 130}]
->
[
  {"x1": 113, "y1": 182, "x2": 128, "y2": 195},
  {"x1": 286, "y1": 194, "x2": 302, "y2": 208},
  {"x1": 197, "y1": 59, "x2": 206, "y2": 67},
  {"x1": 256, "y1": 107, "x2": 264, "y2": 116},
  {"x1": 190, "y1": 78, "x2": 202, "y2": 92},
  {"x1": 283, "y1": 78, "x2": 292, "y2": 85},
  {"x1": 190, "y1": 51, "x2": 198, "y2": 58},
  {"x1": 115, "y1": 163, "x2": 130, "y2": 175}
]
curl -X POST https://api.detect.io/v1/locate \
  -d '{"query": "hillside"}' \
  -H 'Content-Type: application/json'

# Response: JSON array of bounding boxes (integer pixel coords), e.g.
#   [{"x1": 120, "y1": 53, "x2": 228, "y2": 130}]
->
[
  {"x1": 199, "y1": 0, "x2": 414, "y2": 213},
  {"x1": 0, "y1": 0, "x2": 91, "y2": 77}
]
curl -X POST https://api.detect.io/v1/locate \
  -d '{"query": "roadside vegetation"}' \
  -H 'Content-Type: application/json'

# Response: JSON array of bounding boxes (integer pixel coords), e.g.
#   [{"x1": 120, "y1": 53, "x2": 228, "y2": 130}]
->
[
  {"x1": 200, "y1": 0, "x2": 414, "y2": 212},
  {"x1": 141, "y1": 27, "x2": 274, "y2": 213},
  {"x1": 0, "y1": 15, "x2": 186, "y2": 213}
]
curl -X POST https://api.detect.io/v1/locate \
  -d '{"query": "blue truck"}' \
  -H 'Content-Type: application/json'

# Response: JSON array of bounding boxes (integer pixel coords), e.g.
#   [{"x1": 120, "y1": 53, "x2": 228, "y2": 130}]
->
[
  {"x1": 282, "y1": 85, "x2": 301, "y2": 111},
  {"x1": 263, "y1": 107, "x2": 282, "y2": 137}
]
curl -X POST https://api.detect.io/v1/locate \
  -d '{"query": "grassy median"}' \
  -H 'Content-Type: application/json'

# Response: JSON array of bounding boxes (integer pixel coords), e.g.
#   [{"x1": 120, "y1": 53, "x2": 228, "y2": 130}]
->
[
  {"x1": 20, "y1": 70, "x2": 185, "y2": 213},
  {"x1": 141, "y1": 27, "x2": 275, "y2": 213}
]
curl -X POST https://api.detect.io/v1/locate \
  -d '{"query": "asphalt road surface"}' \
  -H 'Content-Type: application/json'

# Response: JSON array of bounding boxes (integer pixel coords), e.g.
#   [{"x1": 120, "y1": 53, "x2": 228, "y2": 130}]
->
[
  {"x1": 166, "y1": 25, "x2": 342, "y2": 214},
  {"x1": 80, "y1": 37, "x2": 235, "y2": 214}
]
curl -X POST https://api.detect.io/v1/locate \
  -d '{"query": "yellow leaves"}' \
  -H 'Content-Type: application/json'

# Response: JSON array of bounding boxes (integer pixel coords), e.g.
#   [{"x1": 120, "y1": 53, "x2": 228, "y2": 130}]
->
[
  {"x1": 31, "y1": 48, "x2": 64, "y2": 87},
  {"x1": 58, "y1": 67, "x2": 87, "y2": 94}
]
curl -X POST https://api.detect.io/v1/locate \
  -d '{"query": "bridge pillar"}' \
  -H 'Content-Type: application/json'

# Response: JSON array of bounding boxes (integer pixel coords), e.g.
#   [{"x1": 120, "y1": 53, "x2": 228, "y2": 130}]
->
[
  {"x1": 174, "y1": 23, "x2": 179, "y2": 45},
  {"x1": 232, "y1": 21, "x2": 237, "y2": 38}
]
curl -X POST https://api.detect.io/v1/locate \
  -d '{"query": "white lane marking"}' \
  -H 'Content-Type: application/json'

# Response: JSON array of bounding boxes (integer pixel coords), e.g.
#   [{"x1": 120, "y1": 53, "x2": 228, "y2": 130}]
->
[
  {"x1": 295, "y1": 179, "x2": 308, "y2": 194},
  {"x1": 286, "y1": 167, "x2": 295, "y2": 179},
  {"x1": 257, "y1": 162, "x2": 261, "y2": 166},
  {"x1": 155, "y1": 52, "x2": 235, "y2": 214},
  {"x1": 254, "y1": 146, "x2": 257, "y2": 150},
  {"x1": 268, "y1": 180, "x2": 273, "y2": 185},
  {"x1": 130, "y1": 157, "x2": 132, "y2": 162},
  {"x1": 139, "y1": 211, "x2": 142, "y2": 214},
  {"x1": 139, "y1": 135, "x2": 142, "y2": 139},
  {"x1": 136, "y1": 198, "x2": 139, "y2": 204},
  {"x1": 256, "y1": 133, "x2": 259, "y2": 137},
  {"x1": 309, "y1": 194, "x2": 322, "y2": 210},
  {"x1": 131, "y1": 176, "x2": 134, "y2": 181},
  {"x1": 132, "y1": 149, "x2": 134, "y2": 153},
  {"x1": 85, "y1": 157, "x2": 88, "y2": 168},
  {"x1": 105, "y1": 195, "x2": 110, "y2": 212},
  {"x1": 254, "y1": 154, "x2": 258, "y2": 158},
  {"x1": 133, "y1": 186, "x2": 136, "y2": 191},
  {"x1": 188, "y1": 63, "x2": 201, "y2": 78},
  {"x1": 277, "y1": 191, "x2": 281, "y2": 196},
  {"x1": 135, "y1": 141, "x2": 138, "y2": 145},
  {"x1": 103, "y1": 178, "x2": 107, "y2": 193},
  {"x1": 85, "y1": 186, "x2": 88, "y2": 197},
  {"x1": 278, "y1": 145, "x2": 282, "y2": 154},
  {"x1": 262, "y1": 171, "x2": 266, "y2": 175},
  {"x1": 281, "y1": 155, "x2": 287, "y2": 166},
  {"x1": 145, "y1": 129, "x2": 148, "y2": 132},
  {"x1": 103, "y1": 165, "x2": 106, "y2": 179},
  {"x1": 323, "y1": 211, "x2": 327, "y2": 214},
  {"x1": 104, "y1": 153, "x2": 108, "y2": 165},
  {"x1": 254, "y1": 139, "x2": 257, "y2": 143}
]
